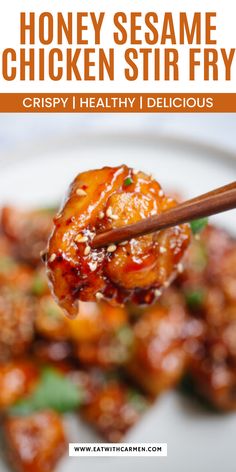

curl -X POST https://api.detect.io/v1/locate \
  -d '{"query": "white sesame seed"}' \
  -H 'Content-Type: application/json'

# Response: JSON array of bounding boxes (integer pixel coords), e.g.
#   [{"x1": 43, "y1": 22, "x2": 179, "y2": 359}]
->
[
  {"x1": 154, "y1": 289, "x2": 162, "y2": 298},
  {"x1": 158, "y1": 189, "x2": 164, "y2": 197},
  {"x1": 159, "y1": 246, "x2": 167, "y2": 254},
  {"x1": 89, "y1": 262, "x2": 98, "y2": 272},
  {"x1": 84, "y1": 246, "x2": 91, "y2": 256},
  {"x1": 150, "y1": 209, "x2": 156, "y2": 216},
  {"x1": 96, "y1": 292, "x2": 104, "y2": 300},
  {"x1": 106, "y1": 207, "x2": 113, "y2": 218},
  {"x1": 177, "y1": 263, "x2": 184, "y2": 273},
  {"x1": 119, "y1": 240, "x2": 128, "y2": 246},
  {"x1": 98, "y1": 211, "x2": 105, "y2": 220},
  {"x1": 110, "y1": 214, "x2": 119, "y2": 221},
  {"x1": 49, "y1": 253, "x2": 56, "y2": 262},
  {"x1": 76, "y1": 188, "x2": 87, "y2": 197},
  {"x1": 107, "y1": 244, "x2": 117, "y2": 253},
  {"x1": 75, "y1": 235, "x2": 88, "y2": 243}
]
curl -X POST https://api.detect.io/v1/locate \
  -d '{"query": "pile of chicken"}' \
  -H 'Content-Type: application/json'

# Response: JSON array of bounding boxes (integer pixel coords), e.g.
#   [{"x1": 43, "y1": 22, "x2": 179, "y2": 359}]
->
[{"x1": 0, "y1": 202, "x2": 235, "y2": 471}]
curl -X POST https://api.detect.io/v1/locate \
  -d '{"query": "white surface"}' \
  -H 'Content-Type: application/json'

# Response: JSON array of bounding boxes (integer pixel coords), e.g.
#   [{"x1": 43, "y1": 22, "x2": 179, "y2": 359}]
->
[
  {"x1": 0, "y1": 133, "x2": 235, "y2": 472},
  {"x1": 0, "y1": 115, "x2": 236, "y2": 160}
]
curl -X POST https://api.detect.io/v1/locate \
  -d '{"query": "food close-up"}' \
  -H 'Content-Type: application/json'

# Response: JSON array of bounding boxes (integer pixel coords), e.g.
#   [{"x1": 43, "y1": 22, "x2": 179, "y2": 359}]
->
[
  {"x1": 47, "y1": 165, "x2": 191, "y2": 316},
  {"x1": 0, "y1": 156, "x2": 235, "y2": 471}
]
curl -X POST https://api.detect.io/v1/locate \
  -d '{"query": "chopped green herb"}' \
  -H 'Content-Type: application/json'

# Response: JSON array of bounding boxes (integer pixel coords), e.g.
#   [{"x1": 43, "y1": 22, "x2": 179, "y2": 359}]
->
[
  {"x1": 124, "y1": 177, "x2": 133, "y2": 187},
  {"x1": 185, "y1": 288, "x2": 205, "y2": 310},
  {"x1": 31, "y1": 275, "x2": 47, "y2": 296},
  {"x1": 127, "y1": 390, "x2": 149, "y2": 413},
  {"x1": 190, "y1": 218, "x2": 208, "y2": 234},
  {"x1": 116, "y1": 326, "x2": 134, "y2": 346},
  {"x1": 191, "y1": 242, "x2": 208, "y2": 272},
  {"x1": 9, "y1": 367, "x2": 83, "y2": 415},
  {"x1": 43, "y1": 299, "x2": 62, "y2": 319}
]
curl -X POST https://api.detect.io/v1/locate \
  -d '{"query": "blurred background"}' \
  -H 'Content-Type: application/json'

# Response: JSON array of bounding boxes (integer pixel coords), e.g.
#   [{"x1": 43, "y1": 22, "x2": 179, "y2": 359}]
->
[{"x1": 0, "y1": 113, "x2": 236, "y2": 160}]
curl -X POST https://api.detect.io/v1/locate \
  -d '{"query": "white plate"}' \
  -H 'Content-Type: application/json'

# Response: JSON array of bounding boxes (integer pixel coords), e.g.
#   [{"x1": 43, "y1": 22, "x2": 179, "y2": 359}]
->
[{"x1": 0, "y1": 133, "x2": 235, "y2": 472}]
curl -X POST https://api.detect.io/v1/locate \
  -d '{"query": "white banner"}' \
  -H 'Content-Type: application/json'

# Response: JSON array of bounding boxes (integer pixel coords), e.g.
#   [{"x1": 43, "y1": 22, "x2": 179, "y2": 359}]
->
[
  {"x1": 69, "y1": 442, "x2": 168, "y2": 457},
  {"x1": 0, "y1": 0, "x2": 235, "y2": 93}
]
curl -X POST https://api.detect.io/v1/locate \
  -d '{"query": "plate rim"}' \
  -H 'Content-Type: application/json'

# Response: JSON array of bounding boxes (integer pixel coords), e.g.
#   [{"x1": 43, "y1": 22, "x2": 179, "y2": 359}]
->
[{"x1": 0, "y1": 130, "x2": 236, "y2": 171}]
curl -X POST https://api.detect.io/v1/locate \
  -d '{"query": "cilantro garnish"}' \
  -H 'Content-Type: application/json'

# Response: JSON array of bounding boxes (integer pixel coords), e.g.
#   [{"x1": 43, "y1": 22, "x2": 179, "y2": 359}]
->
[
  {"x1": 190, "y1": 218, "x2": 208, "y2": 234},
  {"x1": 9, "y1": 367, "x2": 83, "y2": 415},
  {"x1": 124, "y1": 177, "x2": 133, "y2": 187}
]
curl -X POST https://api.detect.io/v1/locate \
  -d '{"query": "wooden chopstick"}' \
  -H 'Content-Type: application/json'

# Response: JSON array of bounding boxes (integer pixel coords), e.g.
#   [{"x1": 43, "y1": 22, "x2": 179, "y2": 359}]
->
[
  {"x1": 176, "y1": 182, "x2": 236, "y2": 209},
  {"x1": 92, "y1": 182, "x2": 236, "y2": 248}
]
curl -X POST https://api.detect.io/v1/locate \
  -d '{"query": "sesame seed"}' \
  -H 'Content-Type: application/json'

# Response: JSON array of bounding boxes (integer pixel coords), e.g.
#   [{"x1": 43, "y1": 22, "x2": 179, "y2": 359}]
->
[
  {"x1": 110, "y1": 214, "x2": 119, "y2": 221},
  {"x1": 75, "y1": 235, "x2": 88, "y2": 243},
  {"x1": 177, "y1": 263, "x2": 184, "y2": 273},
  {"x1": 107, "y1": 244, "x2": 117, "y2": 253},
  {"x1": 84, "y1": 246, "x2": 91, "y2": 256},
  {"x1": 106, "y1": 207, "x2": 113, "y2": 218},
  {"x1": 159, "y1": 246, "x2": 167, "y2": 254},
  {"x1": 150, "y1": 209, "x2": 156, "y2": 216},
  {"x1": 119, "y1": 240, "x2": 128, "y2": 246},
  {"x1": 98, "y1": 211, "x2": 105, "y2": 220},
  {"x1": 89, "y1": 262, "x2": 97, "y2": 272},
  {"x1": 76, "y1": 188, "x2": 87, "y2": 197},
  {"x1": 49, "y1": 253, "x2": 56, "y2": 262},
  {"x1": 154, "y1": 289, "x2": 162, "y2": 298},
  {"x1": 96, "y1": 292, "x2": 104, "y2": 300},
  {"x1": 158, "y1": 189, "x2": 164, "y2": 197}
]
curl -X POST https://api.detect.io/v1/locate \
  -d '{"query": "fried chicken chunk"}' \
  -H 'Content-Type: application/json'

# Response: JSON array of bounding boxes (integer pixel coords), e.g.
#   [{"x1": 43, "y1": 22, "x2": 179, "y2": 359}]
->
[
  {"x1": 0, "y1": 360, "x2": 38, "y2": 410},
  {"x1": 47, "y1": 166, "x2": 190, "y2": 316},
  {"x1": 179, "y1": 226, "x2": 236, "y2": 410},
  {"x1": 1, "y1": 206, "x2": 54, "y2": 266},
  {"x1": 0, "y1": 288, "x2": 35, "y2": 361},
  {"x1": 70, "y1": 301, "x2": 132, "y2": 368},
  {"x1": 4, "y1": 410, "x2": 67, "y2": 472},
  {"x1": 81, "y1": 373, "x2": 149, "y2": 442},
  {"x1": 126, "y1": 289, "x2": 197, "y2": 396}
]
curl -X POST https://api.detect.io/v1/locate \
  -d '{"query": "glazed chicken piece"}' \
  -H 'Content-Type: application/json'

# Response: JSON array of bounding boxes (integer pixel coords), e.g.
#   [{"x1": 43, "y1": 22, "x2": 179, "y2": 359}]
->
[
  {"x1": 177, "y1": 225, "x2": 234, "y2": 294},
  {"x1": 32, "y1": 340, "x2": 73, "y2": 364},
  {"x1": 4, "y1": 410, "x2": 67, "y2": 472},
  {"x1": 1, "y1": 206, "x2": 54, "y2": 266},
  {"x1": 70, "y1": 301, "x2": 132, "y2": 368},
  {"x1": 179, "y1": 227, "x2": 236, "y2": 410},
  {"x1": 0, "y1": 360, "x2": 39, "y2": 410},
  {"x1": 35, "y1": 296, "x2": 132, "y2": 367},
  {"x1": 35, "y1": 295, "x2": 70, "y2": 341},
  {"x1": 0, "y1": 287, "x2": 35, "y2": 361},
  {"x1": 81, "y1": 372, "x2": 149, "y2": 442},
  {"x1": 125, "y1": 289, "x2": 200, "y2": 396},
  {"x1": 0, "y1": 250, "x2": 35, "y2": 293},
  {"x1": 190, "y1": 299, "x2": 236, "y2": 411},
  {"x1": 189, "y1": 322, "x2": 236, "y2": 411},
  {"x1": 47, "y1": 166, "x2": 191, "y2": 317}
]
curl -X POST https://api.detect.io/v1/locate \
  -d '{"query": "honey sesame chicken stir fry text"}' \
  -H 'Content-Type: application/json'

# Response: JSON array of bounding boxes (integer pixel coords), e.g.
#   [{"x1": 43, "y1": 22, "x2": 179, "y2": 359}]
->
[{"x1": 47, "y1": 166, "x2": 191, "y2": 317}]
